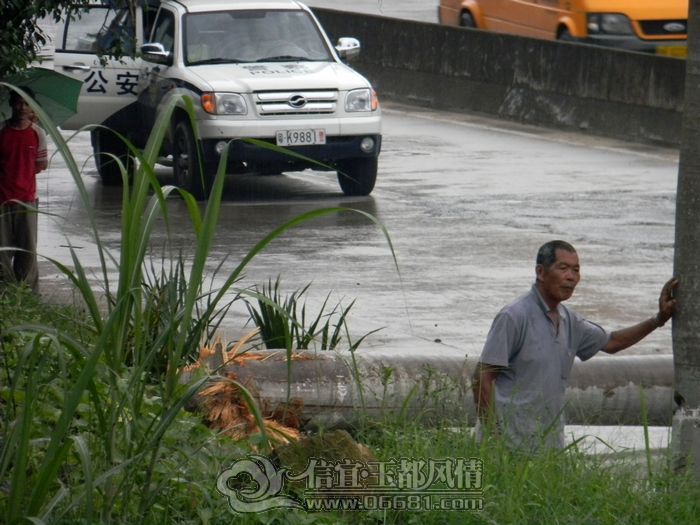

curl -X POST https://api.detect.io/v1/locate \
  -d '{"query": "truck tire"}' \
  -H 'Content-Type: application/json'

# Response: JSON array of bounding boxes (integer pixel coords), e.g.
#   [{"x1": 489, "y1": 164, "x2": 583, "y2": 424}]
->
[
  {"x1": 92, "y1": 129, "x2": 134, "y2": 186},
  {"x1": 172, "y1": 119, "x2": 213, "y2": 200},
  {"x1": 336, "y1": 158, "x2": 378, "y2": 196}
]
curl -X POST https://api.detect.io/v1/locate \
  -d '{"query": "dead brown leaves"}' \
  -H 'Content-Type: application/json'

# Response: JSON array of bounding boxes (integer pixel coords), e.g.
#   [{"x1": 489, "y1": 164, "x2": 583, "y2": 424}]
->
[{"x1": 185, "y1": 332, "x2": 310, "y2": 446}]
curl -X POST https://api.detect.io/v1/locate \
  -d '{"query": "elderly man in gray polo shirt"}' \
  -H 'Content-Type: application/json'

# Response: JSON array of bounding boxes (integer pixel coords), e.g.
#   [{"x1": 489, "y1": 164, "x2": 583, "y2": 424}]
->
[{"x1": 472, "y1": 240, "x2": 678, "y2": 451}]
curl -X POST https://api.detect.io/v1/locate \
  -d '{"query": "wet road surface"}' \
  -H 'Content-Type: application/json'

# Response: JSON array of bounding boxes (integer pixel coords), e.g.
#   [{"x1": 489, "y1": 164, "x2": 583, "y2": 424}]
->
[{"x1": 38, "y1": 103, "x2": 678, "y2": 359}]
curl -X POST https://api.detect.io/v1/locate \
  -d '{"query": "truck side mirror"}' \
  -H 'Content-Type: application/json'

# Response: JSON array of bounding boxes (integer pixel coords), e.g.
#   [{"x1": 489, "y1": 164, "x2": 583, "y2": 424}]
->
[
  {"x1": 335, "y1": 37, "x2": 361, "y2": 61},
  {"x1": 141, "y1": 42, "x2": 173, "y2": 66}
]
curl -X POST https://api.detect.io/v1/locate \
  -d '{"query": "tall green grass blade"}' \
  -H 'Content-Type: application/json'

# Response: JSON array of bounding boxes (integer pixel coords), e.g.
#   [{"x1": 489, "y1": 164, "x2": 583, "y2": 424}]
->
[
  {"x1": 166, "y1": 112, "x2": 229, "y2": 396},
  {"x1": 38, "y1": 484, "x2": 69, "y2": 524},
  {"x1": 6, "y1": 335, "x2": 45, "y2": 521},
  {"x1": 238, "y1": 137, "x2": 337, "y2": 171},
  {"x1": 26, "y1": 334, "x2": 104, "y2": 515},
  {"x1": 38, "y1": 249, "x2": 105, "y2": 332},
  {"x1": 24, "y1": 518, "x2": 48, "y2": 525},
  {"x1": 640, "y1": 386, "x2": 654, "y2": 481},
  {"x1": 68, "y1": 436, "x2": 94, "y2": 518}
]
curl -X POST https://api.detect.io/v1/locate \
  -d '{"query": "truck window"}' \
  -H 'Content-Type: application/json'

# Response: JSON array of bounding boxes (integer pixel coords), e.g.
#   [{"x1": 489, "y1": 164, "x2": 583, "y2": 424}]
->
[
  {"x1": 59, "y1": 6, "x2": 136, "y2": 56},
  {"x1": 95, "y1": 8, "x2": 136, "y2": 55},
  {"x1": 151, "y1": 10, "x2": 176, "y2": 53},
  {"x1": 184, "y1": 10, "x2": 332, "y2": 65},
  {"x1": 60, "y1": 7, "x2": 119, "y2": 53}
]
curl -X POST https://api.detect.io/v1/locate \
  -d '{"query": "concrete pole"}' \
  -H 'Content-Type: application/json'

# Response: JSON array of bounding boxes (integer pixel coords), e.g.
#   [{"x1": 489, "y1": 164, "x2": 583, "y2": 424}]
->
[{"x1": 671, "y1": 0, "x2": 700, "y2": 478}]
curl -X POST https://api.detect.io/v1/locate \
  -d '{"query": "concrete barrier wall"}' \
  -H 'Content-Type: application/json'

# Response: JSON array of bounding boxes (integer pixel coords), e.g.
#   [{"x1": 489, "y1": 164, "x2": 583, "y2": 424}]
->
[
  {"x1": 202, "y1": 351, "x2": 675, "y2": 428},
  {"x1": 314, "y1": 9, "x2": 685, "y2": 146}
]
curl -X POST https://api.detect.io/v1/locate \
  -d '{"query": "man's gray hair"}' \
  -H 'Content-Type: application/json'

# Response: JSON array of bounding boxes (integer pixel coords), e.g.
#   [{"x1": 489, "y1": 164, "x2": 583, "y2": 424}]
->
[{"x1": 536, "y1": 240, "x2": 576, "y2": 268}]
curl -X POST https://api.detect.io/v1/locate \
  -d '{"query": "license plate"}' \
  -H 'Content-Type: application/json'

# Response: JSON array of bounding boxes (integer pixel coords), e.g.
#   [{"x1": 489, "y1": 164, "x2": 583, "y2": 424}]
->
[
  {"x1": 657, "y1": 45, "x2": 687, "y2": 58},
  {"x1": 275, "y1": 129, "x2": 326, "y2": 146}
]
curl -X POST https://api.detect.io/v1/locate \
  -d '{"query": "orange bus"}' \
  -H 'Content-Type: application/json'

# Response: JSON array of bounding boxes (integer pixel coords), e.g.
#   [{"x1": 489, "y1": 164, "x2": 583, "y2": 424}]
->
[{"x1": 438, "y1": 0, "x2": 688, "y2": 57}]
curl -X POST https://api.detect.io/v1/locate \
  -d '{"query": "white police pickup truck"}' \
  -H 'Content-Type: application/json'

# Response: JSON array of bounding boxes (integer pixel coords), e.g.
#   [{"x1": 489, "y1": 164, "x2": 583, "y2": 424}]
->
[{"x1": 51, "y1": 0, "x2": 382, "y2": 198}]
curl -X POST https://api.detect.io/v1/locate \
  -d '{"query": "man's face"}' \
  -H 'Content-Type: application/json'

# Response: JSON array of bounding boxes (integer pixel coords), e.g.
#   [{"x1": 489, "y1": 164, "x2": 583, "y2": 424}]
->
[{"x1": 536, "y1": 249, "x2": 580, "y2": 305}]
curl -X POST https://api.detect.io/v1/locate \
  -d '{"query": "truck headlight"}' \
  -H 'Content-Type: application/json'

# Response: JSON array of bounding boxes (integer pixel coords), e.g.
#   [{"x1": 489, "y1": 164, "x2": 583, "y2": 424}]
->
[
  {"x1": 345, "y1": 88, "x2": 378, "y2": 112},
  {"x1": 201, "y1": 93, "x2": 247, "y2": 115},
  {"x1": 587, "y1": 14, "x2": 634, "y2": 35}
]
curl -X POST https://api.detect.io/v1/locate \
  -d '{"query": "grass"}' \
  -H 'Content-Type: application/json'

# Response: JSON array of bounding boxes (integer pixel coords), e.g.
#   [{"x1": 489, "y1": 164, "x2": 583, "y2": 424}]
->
[
  {"x1": 2, "y1": 291, "x2": 698, "y2": 524},
  {"x1": 0, "y1": 86, "x2": 698, "y2": 524},
  {"x1": 244, "y1": 276, "x2": 380, "y2": 351},
  {"x1": 0, "y1": 86, "x2": 397, "y2": 523},
  {"x1": 337, "y1": 421, "x2": 700, "y2": 525}
]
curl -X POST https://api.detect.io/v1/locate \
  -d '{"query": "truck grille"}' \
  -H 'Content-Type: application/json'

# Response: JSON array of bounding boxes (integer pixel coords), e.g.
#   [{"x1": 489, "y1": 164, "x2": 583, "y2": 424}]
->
[
  {"x1": 256, "y1": 90, "x2": 337, "y2": 116},
  {"x1": 638, "y1": 19, "x2": 687, "y2": 38}
]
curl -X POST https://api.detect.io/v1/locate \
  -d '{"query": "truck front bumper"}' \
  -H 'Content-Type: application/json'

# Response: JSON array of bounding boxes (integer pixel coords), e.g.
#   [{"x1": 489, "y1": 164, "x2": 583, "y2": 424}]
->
[{"x1": 202, "y1": 134, "x2": 382, "y2": 171}]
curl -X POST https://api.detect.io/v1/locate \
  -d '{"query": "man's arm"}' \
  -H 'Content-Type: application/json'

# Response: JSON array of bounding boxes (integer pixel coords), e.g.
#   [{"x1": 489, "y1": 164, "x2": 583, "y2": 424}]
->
[
  {"x1": 472, "y1": 362, "x2": 501, "y2": 424},
  {"x1": 603, "y1": 277, "x2": 678, "y2": 354}
]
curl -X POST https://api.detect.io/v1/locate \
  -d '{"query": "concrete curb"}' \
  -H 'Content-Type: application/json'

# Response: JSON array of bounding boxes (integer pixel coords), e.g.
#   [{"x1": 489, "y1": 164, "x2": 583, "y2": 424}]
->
[{"x1": 192, "y1": 348, "x2": 675, "y2": 429}]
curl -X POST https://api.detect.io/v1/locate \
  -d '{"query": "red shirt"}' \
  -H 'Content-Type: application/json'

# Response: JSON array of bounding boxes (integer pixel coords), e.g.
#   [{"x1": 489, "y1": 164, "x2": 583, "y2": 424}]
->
[{"x1": 0, "y1": 122, "x2": 47, "y2": 203}]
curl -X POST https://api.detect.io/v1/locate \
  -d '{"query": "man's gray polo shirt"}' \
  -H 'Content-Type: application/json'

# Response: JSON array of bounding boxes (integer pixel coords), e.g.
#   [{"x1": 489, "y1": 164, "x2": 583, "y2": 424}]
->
[{"x1": 479, "y1": 284, "x2": 610, "y2": 450}]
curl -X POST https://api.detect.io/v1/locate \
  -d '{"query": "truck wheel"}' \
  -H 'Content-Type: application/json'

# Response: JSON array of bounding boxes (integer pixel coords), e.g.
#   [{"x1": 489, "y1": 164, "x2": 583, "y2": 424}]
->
[
  {"x1": 172, "y1": 120, "x2": 212, "y2": 200},
  {"x1": 460, "y1": 11, "x2": 476, "y2": 28},
  {"x1": 336, "y1": 158, "x2": 378, "y2": 196},
  {"x1": 92, "y1": 129, "x2": 134, "y2": 186}
]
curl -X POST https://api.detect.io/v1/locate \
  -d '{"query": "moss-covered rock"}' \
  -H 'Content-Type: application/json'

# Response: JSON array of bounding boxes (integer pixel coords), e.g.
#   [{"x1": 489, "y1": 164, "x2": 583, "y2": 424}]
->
[{"x1": 273, "y1": 429, "x2": 376, "y2": 475}]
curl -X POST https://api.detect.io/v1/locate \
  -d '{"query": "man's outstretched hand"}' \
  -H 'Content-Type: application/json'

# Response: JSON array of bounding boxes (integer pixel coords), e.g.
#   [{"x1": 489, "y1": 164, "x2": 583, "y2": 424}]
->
[{"x1": 657, "y1": 278, "x2": 679, "y2": 327}]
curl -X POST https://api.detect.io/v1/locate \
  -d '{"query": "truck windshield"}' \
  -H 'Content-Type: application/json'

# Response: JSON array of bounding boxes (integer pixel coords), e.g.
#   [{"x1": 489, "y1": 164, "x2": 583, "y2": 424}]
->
[{"x1": 185, "y1": 9, "x2": 333, "y2": 65}]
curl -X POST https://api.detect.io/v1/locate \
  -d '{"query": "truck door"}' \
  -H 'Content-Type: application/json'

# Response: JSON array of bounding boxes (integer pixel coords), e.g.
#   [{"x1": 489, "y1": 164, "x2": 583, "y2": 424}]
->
[
  {"x1": 138, "y1": 7, "x2": 178, "y2": 131},
  {"x1": 53, "y1": 4, "x2": 144, "y2": 130}
]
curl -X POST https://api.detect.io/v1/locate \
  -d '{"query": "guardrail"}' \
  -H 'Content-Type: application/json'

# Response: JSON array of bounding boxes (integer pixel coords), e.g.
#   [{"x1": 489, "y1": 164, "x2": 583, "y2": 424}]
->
[{"x1": 315, "y1": 8, "x2": 685, "y2": 146}]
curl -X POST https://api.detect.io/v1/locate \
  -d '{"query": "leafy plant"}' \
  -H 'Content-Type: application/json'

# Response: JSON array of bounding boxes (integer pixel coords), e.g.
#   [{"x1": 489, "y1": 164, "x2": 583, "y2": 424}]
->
[
  {"x1": 245, "y1": 277, "x2": 369, "y2": 351},
  {"x1": 0, "y1": 84, "x2": 398, "y2": 523}
]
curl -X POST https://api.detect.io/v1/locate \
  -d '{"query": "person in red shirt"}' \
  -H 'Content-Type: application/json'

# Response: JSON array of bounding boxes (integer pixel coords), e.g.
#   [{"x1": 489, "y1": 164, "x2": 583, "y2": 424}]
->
[{"x1": 0, "y1": 87, "x2": 48, "y2": 292}]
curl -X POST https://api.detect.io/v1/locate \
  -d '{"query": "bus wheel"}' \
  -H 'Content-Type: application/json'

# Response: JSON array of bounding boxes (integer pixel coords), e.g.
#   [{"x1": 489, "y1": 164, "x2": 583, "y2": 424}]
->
[
  {"x1": 558, "y1": 28, "x2": 575, "y2": 41},
  {"x1": 460, "y1": 11, "x2": 476, "y2": 28}
]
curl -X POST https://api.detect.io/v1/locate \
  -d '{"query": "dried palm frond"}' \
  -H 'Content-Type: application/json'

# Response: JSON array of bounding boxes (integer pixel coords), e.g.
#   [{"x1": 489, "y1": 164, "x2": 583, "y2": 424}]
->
[
  {"x1": 181, "y1": 330, "x2": 261, "y2": 373},
  {"x1": 181, "y1": 333, "x2": 325, "y2": 445},
  {"x1": 199, "y1": 378, "x2": 301, "y2": 445}
]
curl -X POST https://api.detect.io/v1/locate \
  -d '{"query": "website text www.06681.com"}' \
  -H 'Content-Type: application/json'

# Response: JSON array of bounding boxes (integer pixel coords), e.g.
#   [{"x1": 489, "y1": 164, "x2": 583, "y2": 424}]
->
[
  {"x1": 304, "y1": 492, "x2": 484, "y2": 512},
  {"x1": 216, "y1": 455, "x2": 485, "y2": 513}
]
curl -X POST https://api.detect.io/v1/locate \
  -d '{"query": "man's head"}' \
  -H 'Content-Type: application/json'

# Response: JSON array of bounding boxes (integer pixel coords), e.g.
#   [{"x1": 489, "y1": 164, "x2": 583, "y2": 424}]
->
[{"x1": 535, "y1": 240, "x2": 580, "y2": 307}]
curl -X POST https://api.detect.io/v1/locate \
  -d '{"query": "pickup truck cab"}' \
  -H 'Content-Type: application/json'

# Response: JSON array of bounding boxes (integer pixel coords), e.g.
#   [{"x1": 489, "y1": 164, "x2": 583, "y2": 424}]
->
[{"x1": 51, "y1": 0, "x2": 382, "y2": 197}]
